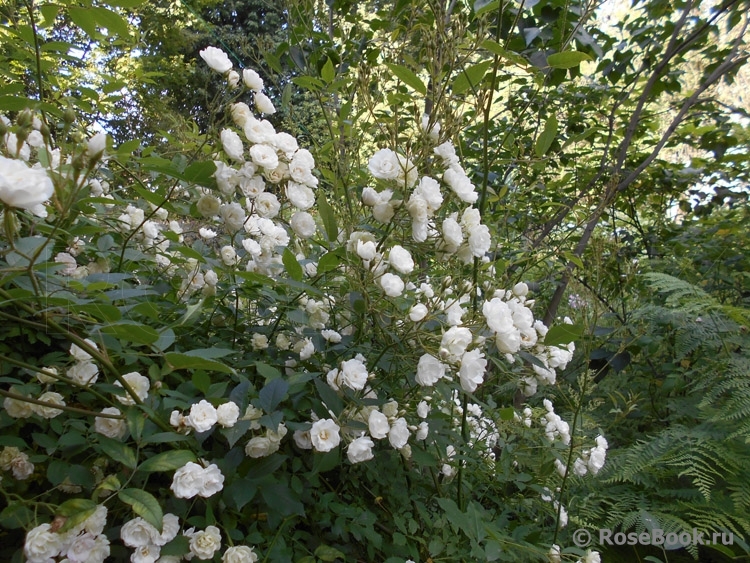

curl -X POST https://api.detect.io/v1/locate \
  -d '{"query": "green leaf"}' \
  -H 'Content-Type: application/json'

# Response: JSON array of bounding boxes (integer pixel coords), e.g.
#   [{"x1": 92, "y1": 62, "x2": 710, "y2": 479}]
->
[
  {"x1": 159, "y1": 535, "x2": 190, "y2": 557},
  {"x1": 384, "y1": 63, "x2": 426, "y2": 95},
  {"x1": 317, "y1": 192, "x2": 338, "y2": 242},
  {"x1": 89, "y1": 6, "x2": 131, "y2": 38},
  {"x1": 0, "y1": 96, "x2": 35, "y2": 112},
  {"x1": 453, "y1": 60, "x2": 492, "y2": 95},
  {"x1": 100, "y1": 321, "x2": 159, "y2": 346},
  {"x1": 543, "y1": 324, "x2": 583, "y2": 347},
  {"x1": 315, "y1": 545, "x2": 347, "y2": 561},
  {"x1": 138, "y1": 450, "x2": 197, "y2": 473},
  {"x1": 474, "y1": 0, "x2": 500, "y2": 17},
  {"x1": 256, "y1": 361, "x2": 281, "y2": 379},
  {"x1": 321, "y1": 58, "x2": 335, "y2": 83},
  {"x1": 535, "y1": 113, "x2": 558, "y2": 158},
  {"x1": 119, "y1": 488, "x2": 164, "y2": 532},
  {"x1": 97, "y1": 436, "x2": 138, "y2": 469},
  {"x1": 68, "y1": 7, "x2": 98, "y2": 39},
  {"x1": 317, "y1": 251, "x2": 340, "y2": 274},
  {"x1": 182, "y1": 161, "x2": 217, "y2": 185},
  {"x1": 0, "y1": 503, "x2": 33, "y2": 529},
  {"x1": 56, "y1": 499, "x2": 98, "y2": 533},
  {"x1": 546, "y1": 51, "x2": 592, "y2": 69},
  {"x1": 291, "y1": 76, "x2": 324, "y2": 91},
  {"x1": 499, "y1": 407, "x2": 516, "y2": 421},
  {"x1": 282, "y1": 247, "x2": 303, "y2": 282},
  {"x1": 258, "y1": 378, "x2": 289, "y2": 413},
  {"x1": 192, "y1": 371, "x2": 210, "y2": 394},
  {"x1": 165, "y1": 352, "x2": 235, "y2": 374}
]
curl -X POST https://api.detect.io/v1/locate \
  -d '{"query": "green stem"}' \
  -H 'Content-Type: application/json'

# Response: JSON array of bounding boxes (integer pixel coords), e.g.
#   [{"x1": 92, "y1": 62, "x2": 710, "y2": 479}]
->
[
  {"x1": 0, "y1": 388, "x2": 123, "y2": 419},
  {"x1": 24, "y1": 0, "x2": 47, "y2": 124}
]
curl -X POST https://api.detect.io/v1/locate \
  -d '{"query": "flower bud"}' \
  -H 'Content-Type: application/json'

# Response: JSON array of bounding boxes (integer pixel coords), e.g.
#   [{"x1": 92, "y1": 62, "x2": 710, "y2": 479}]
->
[
  {"x1": 16, "y1": 109, "x2": 33, "y2": 128},
  {"x1": 63, "y1": 107, "x2": 76, "y2": 124}
]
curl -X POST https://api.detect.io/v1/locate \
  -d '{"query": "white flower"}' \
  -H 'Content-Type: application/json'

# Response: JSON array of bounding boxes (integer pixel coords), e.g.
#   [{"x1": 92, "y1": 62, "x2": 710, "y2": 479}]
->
[
  {"x1": 187, "y1": 400, "x2": 218, "y2": 433},
  {"x1": 242, "y1": 69, "x2": 264, "y2": 91},
  {"x1": 368, "y1": 410, "x2": 390, "y2": 439},
  {"x1": 443, "y1": 166, "x2": 478, "y2": 203},
  {"x1": 121, "y1": 517, "x2": 160, "y2": 547},
  {"x1": 245, "y1": 436, "x2": 277, "y2": 458},
  {"x1": 310, "y1": 418, "x2": 341, "y2": 452},
  {"x1": 220, "y1": 202, "x2": 246, "y2": 232},
  {"x1": 388, "y1": 245, "x2": 414, "y2": 274},
  {"x1": 3, "y1": 391, "x2": 33, "y2": 418},
  {"x1": 286, "y1": 181, "x2": 315, "y2": 210},
  {"x1": 95, "y1": 407, "x2": 126, "y2": 439},
  {"x1": 156, "y1": 513, "x2": 180, "y2": 546},
  {"x1": 415, "y1": 175, "x2": 443, "y2": 212},
  {"x1": 199, "y1": 227, "x2": 218, "y2": 239},
  {"x1": 339, "y1": 358, "x2": 369, "y2": 391},
  {"x1": 249, "y1": 144, "x2": 279, "y2": 170},
  {"x1": 549, "y1": 544, "x2": 561, "y2": 563},
  {"x1": 388, "y1": 417, "x2": 410, "y2": 449},
  {"x1": 417, "y1": 401, "x2": 430, "y2": 418},
  {"x1": 368, "y1": 148, "x2": 401, "y2": 181},
  {"x1": 442, "y1": 217, "x2": 464, "y2": 249},
  {"x1": 217, "y1": 402, "x2": 240, "y2": 427},
  {"x1": 223, "y1": 545, "x2": 259, "y2": 563},
  {"x1": 86, "y1": 132, "x2": 107, "y2": 159},
  {"x1": 467, "y1": 223, "x2": 491, "y2": 257},
  {"x1": 583, "y1": 550, "x2": 601, "y2": 563},
  {"x1": 321, "y1": 329, "x2": 342, "y2": 343},
  {"x1": 254, "y1": 192, "x2": 281, "y2": 218},
  {"x1": 66, "y1": 532, "x2": 110, "y2": 563},
  {"x1": 416, "y1": 421, "x2": 429, "y2": 440},
  {"x1": 273, "y1": 132, "x2": 298, "y2": 157},
  {"x1": 289, "y1": 149, "x2": 317, "y2": 187},
  {"x1": 227, "y1": 70, "x2": 240, "y2": 88},
  {"x1": 347, "y1": 435, "x2": 375, "y2": 463},
  {"x1": 8, "y1": 451, "x2": 34, "y2": 480},
  {"x1": 382, "y1": 399, "x2": 399, "y2": 418},
  {"x1": 170, "y1": 462, "x2": 224, "y2": 498},
  {"x1": 200, "y1": 46, "x2": 232, "y2": 73},
  {"x1": 380, "y1": 273, "x2": 405, "y2": 297},
  {"x1": 254, "y1": 92, "x2": 276, "y2": 114},
  {"x1": 31, "y1": 391, "x2": 65, "y2": 418},
  {"x1": 132, "y1": 544, "x2": 160, "y2": 563},
  {"x1": 231, "y1": 102, "x2": 253, "y2": 127},
  {"x1": 67, "y1": 361, "x2": 99, "y2": 386},
  {"x1": 458, "y1": 349, "x2": 487, "y2": 393},
  {"x1": 70, "y1": 339, "x2": 97, "y2": 362},
  {"x1": 483, "y1": 298, "x2": 515, "y2": 334},
  {"x1": 197, "y1": 194, "x2": 221, "y2": 218},
  {"x1": 290, "y1": 211, "x2": 316, "y2": 239},
  {"x1": 440, "y1": 326, "x2": 472, "y2": 360},
  {"x1": 244, "y1": 118, "x2": 276, "y2": 145},
  {"x1": 220, "y1": 245, "x2": 238, "y2": 266},
  {"x1": 188, "y1": 525, "x2": 222, "y2": 560},
  {"x1": 293, "y1": 429, "x2": 313, "y2": 449},
  {"x1": 55, "y1": 252, "x2": 77, "y2": 275},
  {"x1": 356, "y1": 240, "x2": 377, "y2": 261},
  {"x1": 416, "y1": 354, "x2": 446, "y2": 386},
  {"x1": 24, "y1": 523, "x2": 64, "y2": 562},
  {"x1": 115, "y1": 372, "x2": 150, "y2": 405},
  {"x1": 221, "y1": 129, "x2": 244, "y2": 161},
  {"x1": 7, "y1": 153, "x2": 47, "y2": 199},
  {"x1": 409, "y1": 303, "x2": 428, "y2": 322}
]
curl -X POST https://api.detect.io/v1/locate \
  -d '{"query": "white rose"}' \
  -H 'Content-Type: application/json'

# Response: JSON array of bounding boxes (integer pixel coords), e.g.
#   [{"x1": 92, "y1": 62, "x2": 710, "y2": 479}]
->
[
  {"x1": 310, "y1": 418, "x2": 341, "y2": 452},
  {"x1": 388, "y1": 245, "x2": 414, "y2": 274},
  {"x1": 221, "y1": 129, "x2": 244, "y2": 161},
  {"x1": 24, "y1": 523, "x2": 64, "y2": 562},
  {"x1": 187, "y1": 400, "x2": 218, "y2": 433},
  {"x1": 482, "y1": 298, "x2": 515, "y2": 334},
  {"x1": 3, "y1": 391, "x2": 33, "y2": 418},
  {"x1": 415, "y1": 175, "x2": 443, "y2": 212},
  {"x1": 440, "y1": 326, "x2": 472, "y2": 359},
  {"x1": 273, "y1": 132, "x2": 298, "y2": 157},
  {"x1": 416, "y1": 421, "x2": 429, "y2": 440},
  {"x1": 199, "y1": 463, "x2": 225, "y2": 497},
  {"x1": 227, "y1": 69, "x2": 240, "y2": 88},
  {"x1": 170, "y1": 462, "x2": 204, "y2": 498},
  {"x1": 443, "y1": 166, "x2": 478, "y2": 203},
  {"x1": 217, "y1": 402, "x2": 240, "y2": 427},
  {"x1": 0, "y1": 156, "x2": 54, "y2": 212},
  {"x1": 321, "y1": 329, "x2": 342, "y2": 343},
  {"x1": 347, "y1": 435, "x2": 375, "y2": 463},
  {"x1": 10, "y1": 451, "x2": 34, "y2": 480},
  {"x1": 67, "y1": 532, "x2": 110, "y2": 563},
  {"x1": 285, "y1": 182, "x2": 315, "y2": 210},
  {"x1": 340, "y1": 358, "x2": 368, "y2": 391},
  {"x1": 254, "y1": 92, "x2": 276, "y2": 114},
  {"x1": 199, "y1": 227, "x2": 217, "y2": 239},
  {"x1": 69, "y1": 338, "x2": 97, "y2": 362},
  {"x1": 67, "y1": 361, "x2": 99, "y2": 386},
  {"x1": 95, "y1": 407, "x2": 126, "y2": 439},
  {"x1": 496, "y1": 330, "x2": 521, "y2": 354},
  {"x1": 290, "y1": 211, "x2": 316, "y2": 239},
  {"x1": 231, "y1": 102, "x2": 253, "y2": 127},
  {"x1": 200, "y1": 46, "x2": 232, "y2": 73},
  {"x1": 245, "y1": 436, "x2": 277, "y2": 458},
  {"x1": 223, "y1": 545, "x2": 259, "y2": 563},
  {"x1": 441, "y1": 217, "x2": 463, "y2": 250},
  {"x1": 249, "y1": 144, "x2": 279, "y2": 170},
  {"x1": 458, "y1": 349, "x2": 487, "y2": 393},
  {"x1": 467, "y1": 224, "x2": 491, "y2": 257},
  {"x1": 293, "y1": 429, "x2": 312, "y2": 449},
  {"x1": 289, "y1": 150, "x2": 317, "y2": 187},
  {"x1": 121, "y1": 517, "x2": 160, "y2": 547},
  {"x1": 388, "y1": 417, "x2": 410, "y2": 449},
  {"x1": 31, "y1": 391, "x2": 65, "y2": 418},
  {"x1": 86, "y1": 132, "x2": 107, "y2": 159},
  {"x1": 368, "y1": 410, "x2": 390, "y2": 439},
  {"x1": 416, "y1": 353, "x2": 446, "y2": 386},
  {"x1": 115, "y1": 372, "x2": 150, "y2": 405},
  {"x1": 356, "y1": 240, "x2": 377, "y2": 261},
  {"x1": 220, "y1": 245, "x2": 238, "y2": 266},
  {"x1": 189, "y1": 525, "x2": 222, "y2": 560},
  {"x1": 380, "y1": 273, "x2": 405, "y2": 297},
  {"x1": 132, "y1": 544, "x2": 160, "y2": 563},
  {"x1": 244, "y1": 118, "x2": 276, "y2": 145},
  {"x1": 196, "y1": 194, "x2": 221, "y2": 217},
  {"x1": 417, "y1": 401, "x2": 430, "y2": 418},
  {"x1": 220, "y1": 202, "x2": 246, "y2": 232},
  {"x1": 242, "y1": 68, "x2": 264, "y2": 91},
  {"x1": 253, "y1": 192, "x2": 280, "y2": 218},
  {"x1": 368, "y1": 148, "x2": 400, "y2": 181}
]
